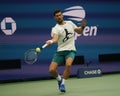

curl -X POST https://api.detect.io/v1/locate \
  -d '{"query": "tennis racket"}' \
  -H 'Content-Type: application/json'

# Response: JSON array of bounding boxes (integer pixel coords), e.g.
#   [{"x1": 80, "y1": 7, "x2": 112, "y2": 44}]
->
[{"x1": 24, "y1": 44, "x2": 48, "y2": 64}]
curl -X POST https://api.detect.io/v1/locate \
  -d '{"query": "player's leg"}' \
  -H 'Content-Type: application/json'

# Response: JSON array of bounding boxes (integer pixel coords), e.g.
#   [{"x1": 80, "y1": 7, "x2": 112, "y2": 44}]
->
[
  {"x1": 49, "y1": 62, "x2": 62, "y2": 90},
  {"x1": 49, "y1": 52, "x2": 65, "y2": 91},
  {"x1": 60, "y1": 51, "x2": 76, "y2": 92},
  {"x1": 63, "y1": 51, "x2": 76, "y2": 80},
  {"x1": 49, "y1": 62, "x2": 60, "y2": 79},
  {"x1": 49, "y1": 52, "x2": 64, "y2": 80},
  {"x1": 59, "y1": 57, "x2": 73, "y2": 92},
  {"x1": 63, "y1": 57, "x2": 74, "y2": 79}
]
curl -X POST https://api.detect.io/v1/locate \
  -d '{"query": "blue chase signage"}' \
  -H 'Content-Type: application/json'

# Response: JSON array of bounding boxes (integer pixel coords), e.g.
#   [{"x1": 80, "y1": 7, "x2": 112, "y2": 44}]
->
[{"x1": 77, "y1": 67, "x2": 102, "y2": 78}]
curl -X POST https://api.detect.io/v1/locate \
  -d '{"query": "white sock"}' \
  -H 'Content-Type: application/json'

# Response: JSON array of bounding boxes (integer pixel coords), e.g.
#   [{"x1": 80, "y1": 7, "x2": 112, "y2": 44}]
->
[
  {"x1": 62, "y1": 79, "x2": 66, "y2": 85},
  {"x1": 56, "y1": 75, "x2": 61, "y2": 81}
]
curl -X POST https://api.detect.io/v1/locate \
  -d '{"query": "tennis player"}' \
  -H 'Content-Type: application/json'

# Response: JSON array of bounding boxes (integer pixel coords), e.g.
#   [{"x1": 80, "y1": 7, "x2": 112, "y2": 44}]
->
[{"x1": 45, "y1": 9, "x2": 86, "y2": 92}]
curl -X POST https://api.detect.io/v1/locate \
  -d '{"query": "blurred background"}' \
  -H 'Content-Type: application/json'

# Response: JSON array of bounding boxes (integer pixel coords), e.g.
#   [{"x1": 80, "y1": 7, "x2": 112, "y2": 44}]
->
[{"x1": 0, "y1": 0, "x2": 120, "y2": 82}]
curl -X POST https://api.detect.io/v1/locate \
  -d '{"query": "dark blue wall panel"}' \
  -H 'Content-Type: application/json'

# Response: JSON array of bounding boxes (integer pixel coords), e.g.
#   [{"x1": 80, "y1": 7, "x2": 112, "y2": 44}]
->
[{"x1": 0, "y1": 0, "x2": 120, "y2": 81}]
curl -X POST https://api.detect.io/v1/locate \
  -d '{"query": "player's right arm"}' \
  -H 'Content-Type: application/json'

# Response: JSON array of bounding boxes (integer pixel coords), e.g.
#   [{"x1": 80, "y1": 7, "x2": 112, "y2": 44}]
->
[{"x1": 46, "y1": 33, "x2": 58, "y2": 46}]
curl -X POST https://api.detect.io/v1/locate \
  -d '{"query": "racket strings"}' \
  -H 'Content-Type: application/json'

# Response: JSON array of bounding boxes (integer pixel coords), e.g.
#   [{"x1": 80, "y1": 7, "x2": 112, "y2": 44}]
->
[{"x1": 24, "y1": 49, "x2": 38, "y2": 64}]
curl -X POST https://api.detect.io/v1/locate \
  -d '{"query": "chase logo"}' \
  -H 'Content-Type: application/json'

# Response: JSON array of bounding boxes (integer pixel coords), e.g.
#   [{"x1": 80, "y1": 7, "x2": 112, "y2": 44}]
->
[
  {"x1": 84, "y1": 69, "x2": 102, "y2": 75},
  {"x1": 63, "y1": 6, "x2": 98, "y2": 39},
  {"x1": 1, "y1": 17, "x2": 17, "y2": 35},
  {"x1": 77, "y1": 68, "x2": 102, "y2": 78}
]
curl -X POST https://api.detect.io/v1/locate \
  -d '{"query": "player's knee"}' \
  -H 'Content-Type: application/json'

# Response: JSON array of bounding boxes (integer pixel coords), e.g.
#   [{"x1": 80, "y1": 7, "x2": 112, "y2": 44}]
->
[
  {"x1": 66, "y1": 63, "x2": 72, "y2": 68},
  {"x1": 49, "y1": 62, "x2": 58, "y2": 73},
  {"x1": 49, "y1": 68, "x2": 55, "y2": 73}
]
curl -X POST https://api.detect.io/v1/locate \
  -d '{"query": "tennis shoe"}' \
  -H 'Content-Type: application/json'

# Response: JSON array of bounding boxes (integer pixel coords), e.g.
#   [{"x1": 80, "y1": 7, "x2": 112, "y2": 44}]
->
[
  {"x1": 60, "y1": 84, "x2": 66, "y2": 92},
  {"x1": 58, "y1": 79, "x2": 62, "y2": 89}
]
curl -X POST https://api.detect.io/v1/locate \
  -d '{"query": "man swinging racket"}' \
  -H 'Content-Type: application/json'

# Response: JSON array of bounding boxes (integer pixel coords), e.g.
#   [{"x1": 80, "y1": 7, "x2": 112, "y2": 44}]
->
[{"x1": 45, "y1": 9, "x2": 86, "y2": 92}]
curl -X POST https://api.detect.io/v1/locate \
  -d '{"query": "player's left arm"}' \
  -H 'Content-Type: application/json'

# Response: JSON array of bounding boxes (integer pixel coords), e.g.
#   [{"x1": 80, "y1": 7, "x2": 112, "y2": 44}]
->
[{"x1": 74, "y1": 19, "x2": 87, "y2": 34}]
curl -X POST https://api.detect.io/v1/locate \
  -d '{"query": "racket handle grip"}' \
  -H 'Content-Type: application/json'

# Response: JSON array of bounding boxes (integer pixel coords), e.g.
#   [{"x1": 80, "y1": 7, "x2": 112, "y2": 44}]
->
[{"x1": 42, "y1": 44, "x2": 48, "y2": 49}]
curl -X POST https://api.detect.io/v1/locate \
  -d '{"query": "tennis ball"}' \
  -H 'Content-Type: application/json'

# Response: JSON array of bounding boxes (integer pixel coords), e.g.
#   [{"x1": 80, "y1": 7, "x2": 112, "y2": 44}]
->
[{"x1": 36, "y1": 47, "x2": 40, "y2": 53}]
